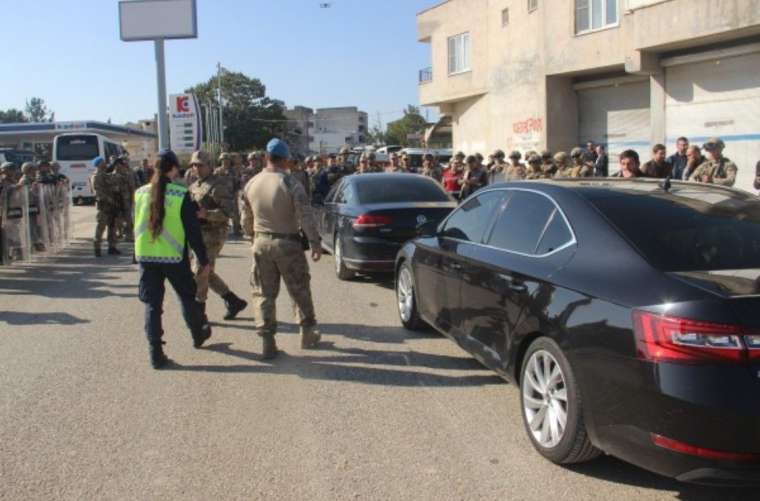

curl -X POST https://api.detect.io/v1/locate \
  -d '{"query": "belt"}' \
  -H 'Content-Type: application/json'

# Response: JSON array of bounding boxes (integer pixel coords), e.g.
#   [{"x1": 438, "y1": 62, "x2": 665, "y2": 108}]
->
[{"x1": 255, "y1": 232, "x2": 300, "y2": 242}]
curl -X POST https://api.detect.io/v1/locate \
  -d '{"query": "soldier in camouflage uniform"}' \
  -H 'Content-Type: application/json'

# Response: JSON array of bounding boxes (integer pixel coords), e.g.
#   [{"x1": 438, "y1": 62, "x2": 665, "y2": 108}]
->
[
  {"x1": 553, "y1": 152, "x2": 572, "y2": 178},
  {"x1": 505, "y1": 150, "x2": 527, "y2": 180},
  {"x1": 115, "y1": 157, "x2": 136, "y2": 241},
  {"x1": 241, "y1": 139, "x2": 322, "y2": 360},
  {"x1": 525, "y1": 154, "x2": 545, "y2": 179},
  {"x1": 568, "y1": 147, "x2": 594, "y2": 178},
  {"x1": 214, "y1": 152, "x2": 243, "y2": 236},
  {"x1": 692, "y1": 137, "x2": 738, "y2": 187},
  {"x1": 540, "y1": 150, "x2": 556, "y2": 178},
  {"x1": 91, "y1": 157, "x2": 121, "y2": 257},
  {"x1": 188, "y1": 150, "x2": 248, "y2": 322},
  {"x1": 337, "y1": 146, "x2": 354, "y2": 175},
  {"x1": 241, "y1": 152, "x2": 260, "y2": 187}
]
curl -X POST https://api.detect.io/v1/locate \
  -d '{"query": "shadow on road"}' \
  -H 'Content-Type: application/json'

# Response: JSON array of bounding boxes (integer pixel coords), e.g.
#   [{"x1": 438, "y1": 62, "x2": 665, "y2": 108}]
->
[
  {"x1": 567, "y1": 455, "x2": 757, "y2": 500},
  {"x1": 0, "y1": 311, "x2": 90, "y2": 326},
  {"x1": 0, "y1": 240, "x2": 137, "y2": 300}
]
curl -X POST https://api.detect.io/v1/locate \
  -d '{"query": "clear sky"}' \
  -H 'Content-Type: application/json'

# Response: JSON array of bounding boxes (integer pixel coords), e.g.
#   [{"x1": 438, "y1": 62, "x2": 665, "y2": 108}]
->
[{"x1": 2, "y1": 0, "x2": 437, "y2": 128}]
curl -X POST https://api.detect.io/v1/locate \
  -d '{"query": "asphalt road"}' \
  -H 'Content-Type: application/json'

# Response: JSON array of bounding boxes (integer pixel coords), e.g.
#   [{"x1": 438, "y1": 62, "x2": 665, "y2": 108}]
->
[{"x1": 0, "y1": 206, "x2": 756, "y2": 500}]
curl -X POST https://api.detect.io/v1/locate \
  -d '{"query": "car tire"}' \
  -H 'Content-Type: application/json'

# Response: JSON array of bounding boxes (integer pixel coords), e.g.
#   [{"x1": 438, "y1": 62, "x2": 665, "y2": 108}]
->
[
  {"x1": 334, "y1": 234, "x2": 355, "y2": 281},
  {"x1": 520, "y1": 337, "x2": 601, "y2": 464},
  {"x1": 396, "y1": 261, "x2": 423, "y2": 331}
]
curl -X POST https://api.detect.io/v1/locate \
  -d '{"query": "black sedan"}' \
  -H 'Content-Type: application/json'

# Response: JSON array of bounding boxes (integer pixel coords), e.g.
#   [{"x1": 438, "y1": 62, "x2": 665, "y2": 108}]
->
[
  {"x1": 315, "y1": 173, "x2": 457, "y2": 279},
  {"x1": 395, "y1": 179, "x2": 760, "y2": 484}
]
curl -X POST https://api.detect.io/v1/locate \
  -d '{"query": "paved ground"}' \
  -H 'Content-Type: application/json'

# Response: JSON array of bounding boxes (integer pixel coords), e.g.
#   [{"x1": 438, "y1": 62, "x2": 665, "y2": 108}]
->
[{"x1": 0, "y1": 206, "x2": 756, "y2": 500}]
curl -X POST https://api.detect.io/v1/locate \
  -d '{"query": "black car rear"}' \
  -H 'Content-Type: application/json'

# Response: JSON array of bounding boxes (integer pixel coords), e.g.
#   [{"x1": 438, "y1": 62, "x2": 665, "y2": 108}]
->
[
  {"x1": 395, "y1": 179, "x2": 760, "y2": 484},
  {"x1": 316, "y1": 173, "x2": 456, "y2": 279}
]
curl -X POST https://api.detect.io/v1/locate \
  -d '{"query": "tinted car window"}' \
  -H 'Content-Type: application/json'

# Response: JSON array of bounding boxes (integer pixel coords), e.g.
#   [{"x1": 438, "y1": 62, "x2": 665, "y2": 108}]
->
[
  {"x1": 441, "y1": 191, "x2": 505, "y2": 243},
  {"x1": 536, "y1": 212, "x2": 573, "y2": 255},
  {"x1": 590, "y1": 191, "x2": 760, "y2": 271},
  {"x1": 487, "y1": 191, "x2": 558, "y2": 254},
  {"x1": 55, "y1": 135, "x2": 99, "y2": 161},
  {"x1": 324, "y1": 181, "x2": 342, "y2": 203},
  {"x1": 355, "y1": 176, "x2": 451, "y2": 204}
]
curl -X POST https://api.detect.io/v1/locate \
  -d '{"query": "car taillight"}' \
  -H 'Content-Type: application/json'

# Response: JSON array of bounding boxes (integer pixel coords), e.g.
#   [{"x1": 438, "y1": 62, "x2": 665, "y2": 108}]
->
[
  {"x1": 651, "y1": 434, "x2": 760, "y2": 462},
  {"x1": 353, "y1": 214, "x2": 392, "y2": 230},
  {"x1": 633, "y1": 310, "x2": 760, "y2": 363}
]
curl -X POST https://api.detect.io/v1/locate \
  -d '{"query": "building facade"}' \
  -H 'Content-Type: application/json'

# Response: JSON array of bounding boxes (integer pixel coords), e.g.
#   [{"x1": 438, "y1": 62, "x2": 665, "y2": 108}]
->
[
  {"x1": 310, "y1": 107, "x2": 369, "y2": 154},
  {"x1": 418, "y1": 0, "x2": 760, "y2": 191},
  {"x1": 284, "y1": 106, "x2": 315, "y2": 156}
]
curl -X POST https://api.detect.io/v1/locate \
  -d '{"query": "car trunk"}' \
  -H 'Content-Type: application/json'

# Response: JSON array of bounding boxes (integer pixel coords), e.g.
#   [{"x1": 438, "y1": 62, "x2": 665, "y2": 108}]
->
[
  {"x1": 353, "y1": 202, "x2": 456, "y2": 243},
  {"x1": 669, "y1": 269, "x2": 760, "y2": 327}
]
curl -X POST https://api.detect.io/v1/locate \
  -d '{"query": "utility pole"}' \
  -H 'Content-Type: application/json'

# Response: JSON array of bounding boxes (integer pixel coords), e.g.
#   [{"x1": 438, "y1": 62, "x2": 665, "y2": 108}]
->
[
  {"x1": 217, "y1": 62, "x2": 224, "y2": 150},
  {"x1": 154, "y1": 40, "x2": 169, "y2": 150}
]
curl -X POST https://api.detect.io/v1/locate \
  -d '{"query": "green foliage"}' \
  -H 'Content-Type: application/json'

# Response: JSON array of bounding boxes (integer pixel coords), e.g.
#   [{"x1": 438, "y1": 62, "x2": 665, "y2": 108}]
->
[
  {"x1": 186, "y1": 70, "x2": 286, "y2": 152},
  {"x1": 366, "y1": 124, "x2": 387, "y2": 145},
  {"x1": 385, "y1": 105, "x2": 428, "y2": 146},
  {"x1": 0, "y1": 109, "x2": 28, "y2": 124},
  {"x1": 25, "y1": 97, "x2": 54, "y2": 122}
]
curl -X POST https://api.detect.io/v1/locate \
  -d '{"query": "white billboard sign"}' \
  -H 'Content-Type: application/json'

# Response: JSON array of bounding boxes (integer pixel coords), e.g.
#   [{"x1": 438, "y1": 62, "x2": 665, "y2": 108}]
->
[
  {"x1": 119, "y1": 0, "x2": 198, "y2": 41},
  {"x1": 169, "y1": 94, "x2": 203, "y2": 154}
]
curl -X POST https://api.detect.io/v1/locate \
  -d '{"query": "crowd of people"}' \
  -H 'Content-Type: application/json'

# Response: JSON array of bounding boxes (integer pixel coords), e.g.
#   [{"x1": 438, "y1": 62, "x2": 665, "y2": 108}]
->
[{"x1": 0, "y1": 160, "x2": 71, "y2": 264}]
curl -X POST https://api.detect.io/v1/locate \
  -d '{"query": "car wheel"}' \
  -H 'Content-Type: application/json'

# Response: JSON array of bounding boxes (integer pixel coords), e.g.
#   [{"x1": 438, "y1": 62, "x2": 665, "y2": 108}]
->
[
  {"x1": 520, "y1": 337, "x2": 601, "y2": 464},
  {"x1": 396, "y1": 262, "x2": 423, "y2": 330},
  {"x1": 334, "y1": 234, "x2": 355, "y2": 281}
]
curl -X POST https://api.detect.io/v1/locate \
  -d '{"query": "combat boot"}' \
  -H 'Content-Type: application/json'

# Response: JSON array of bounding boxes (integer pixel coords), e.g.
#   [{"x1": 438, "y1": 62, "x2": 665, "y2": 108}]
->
[
  {"x1": 261, "y1": 334, "x2": 278, "y2": 360},
  {"x1": 199, "y1": 302, "x2": 209, "y2": 326},
  {"x1": 108, "y1": 246, "x2": 122, "y2": 255},
  {"x1": 300, "y1": 325, "x2": 321, "y2": 349},
  {"x1": 149, "y1": 342, "x2": 170, "y2": 369},
  {"x1": 94, "y1": 243, "x2": 102, "y2": 257},
  {"x1": 222, "y1": 292, "x2": 248, "y2": 320},
  {"x1": 192, "y1": 323, "x2": 212, "y2": 349}
]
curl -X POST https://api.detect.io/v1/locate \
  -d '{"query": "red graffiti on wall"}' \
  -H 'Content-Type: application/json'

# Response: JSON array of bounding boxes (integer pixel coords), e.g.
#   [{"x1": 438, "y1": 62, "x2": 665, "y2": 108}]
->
[{"x1": 513, "y1": 118, "x2": 543, "y2": 135}]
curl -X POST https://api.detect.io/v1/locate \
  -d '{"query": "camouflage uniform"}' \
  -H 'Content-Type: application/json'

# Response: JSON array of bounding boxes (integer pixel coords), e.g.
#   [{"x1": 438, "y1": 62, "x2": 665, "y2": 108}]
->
[
  {"x1": 92, "y1": 163, "x2": 121, "y2": 255},
  {"x1": 692, "y1": 138, "x2": 738, "y2": 187},
  {"x1": 505, "y1": 151, "x2": 527, "y2": 180},
  {"x1": 115, "y1": 161, "x2": 136, "y2": 240},
  {"x1": 525, "y1": 154, "x2": 545, "y2": 180},
  {"x1": 540, "y1": 151, "x2": 557, "y2": 178},
  {"x1": 553, "y1": 152, "x2": 572, "y2": 178},
  {"x1": 557, "y1": 148, "x2": 593, "y2": 178},
  {"x1": 241, "y1": 144, "x2": 321, "y2": 355},
  {"x1": 214, "y1": 153, "x2": 243, "y2": 235}
]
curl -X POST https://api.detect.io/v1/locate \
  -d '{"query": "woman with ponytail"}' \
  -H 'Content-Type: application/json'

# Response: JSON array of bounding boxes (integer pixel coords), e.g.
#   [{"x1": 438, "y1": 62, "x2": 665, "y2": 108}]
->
[{"x1": 134, "y1": 149, "x2": 212, "y2": 369}]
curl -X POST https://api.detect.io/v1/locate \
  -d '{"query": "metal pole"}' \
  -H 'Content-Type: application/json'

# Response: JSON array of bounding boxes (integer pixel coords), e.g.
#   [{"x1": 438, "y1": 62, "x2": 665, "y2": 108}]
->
[
  {"x1": 217, "y1": 62, "x2": 224, "y2": 149},
  {"x1": 154, "y1": 40, "x2": 169, "y2": 150}
]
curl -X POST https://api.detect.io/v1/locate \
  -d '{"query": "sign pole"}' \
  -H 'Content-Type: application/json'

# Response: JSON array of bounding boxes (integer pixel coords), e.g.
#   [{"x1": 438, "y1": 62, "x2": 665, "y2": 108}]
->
[{"x1": 154, "y1": 39, "x2": 169, "y2": 150}]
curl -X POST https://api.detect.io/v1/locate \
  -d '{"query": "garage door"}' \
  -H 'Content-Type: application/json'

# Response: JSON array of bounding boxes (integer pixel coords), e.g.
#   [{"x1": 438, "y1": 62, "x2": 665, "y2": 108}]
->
[
  {"x1": 577, "y1": 78, "x2": 650, "y2": 167},
  {"x1": 665, "y1": 50, "x2": 760, "y2": 192}
]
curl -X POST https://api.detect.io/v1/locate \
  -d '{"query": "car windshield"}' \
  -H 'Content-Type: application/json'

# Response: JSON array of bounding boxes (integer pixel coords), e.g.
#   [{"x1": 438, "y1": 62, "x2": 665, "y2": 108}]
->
[
  {"x1": 589, "y1": 187, "x2": 760, "y2": 272},
  {"x1": 354, "y1": 176, "x2": 451, "y2": 204},
  {"x1": 56, "y1": 135, "x2": 99, "y2": 161}
]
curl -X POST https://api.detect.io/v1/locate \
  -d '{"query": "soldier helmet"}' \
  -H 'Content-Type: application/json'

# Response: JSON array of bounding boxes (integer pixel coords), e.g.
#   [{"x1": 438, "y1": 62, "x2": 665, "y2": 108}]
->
[
  {"x1": 527, "y1": 154, "x2": 542, "y2": 165},
  {"x1": 475, "y1": 153, "x2": 484, "y2": 162},
  {"x1": 190, "y1": 150, "x2": 210, "y2": 166},
  {"x1": 218, "y1": 152, "x2": 231, "y2": 161},
  {"x1": 540, "y1": 150, "x2": 552, "y2": 160},
  {"x1": 339, "y1": 146, "x2": 351, "y2": 155},
  {"x1": 553, "y1": 152, "x2": 569, "y2": 164},
  {"x1": 0, "y1": 161, "x2": 16, "y2": 172},
  {"x1": 493, "y1": 149, "x2": 505, "y2": 159},
  {"x1": 703, "y1": 137, "x2": 725, "y2": 151},
  {"x1": 455, "y1": 151, "x2": 466, "y2": 159},
  {"x1": 247, "y1": 152, "x2": 257, "y2": 161},
  {"x1": 570, "y1": 147, "x2": 585, "y2": 159},
  {"x1": 21, "y1": 162, "x2": 35, "y2": 175},
  {"x1": 509, "y1": 150, "x2": 522, "y2": 160}
]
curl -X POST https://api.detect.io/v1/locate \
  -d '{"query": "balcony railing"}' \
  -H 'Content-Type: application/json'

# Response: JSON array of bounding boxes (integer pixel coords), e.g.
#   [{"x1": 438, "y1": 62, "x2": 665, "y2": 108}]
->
[{"x1": 419, "y1": 67, "x2": 433, "y2": 84}]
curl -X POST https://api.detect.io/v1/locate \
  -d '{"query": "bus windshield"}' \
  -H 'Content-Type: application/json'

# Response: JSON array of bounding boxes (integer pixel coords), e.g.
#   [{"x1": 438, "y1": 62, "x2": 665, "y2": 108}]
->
[{"x1": 56, "y1": 135, "x2": 99, "y2": 161}]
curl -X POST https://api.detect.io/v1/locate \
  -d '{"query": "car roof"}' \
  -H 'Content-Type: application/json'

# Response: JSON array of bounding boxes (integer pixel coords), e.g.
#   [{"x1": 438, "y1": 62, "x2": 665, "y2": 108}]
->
[
  {"x1": 346, "y1": 173, "x2": 438, "y2": 184},
  {"x1": 489, "y1": 178, "x2": 760, "y2": 206}
]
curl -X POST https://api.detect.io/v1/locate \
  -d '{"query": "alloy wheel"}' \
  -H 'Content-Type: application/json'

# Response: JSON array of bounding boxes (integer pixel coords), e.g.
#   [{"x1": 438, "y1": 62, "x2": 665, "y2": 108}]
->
[
  {"x1": 522, "y1": 349, "x2": 568, "y2": 449},
  {"x1": 397, "y1": 267, "x2": 414, "y2": 323}
]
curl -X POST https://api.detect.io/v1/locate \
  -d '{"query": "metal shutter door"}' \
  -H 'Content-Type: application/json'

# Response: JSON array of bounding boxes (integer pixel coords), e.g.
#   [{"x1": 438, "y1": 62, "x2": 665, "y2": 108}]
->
[
  {"x1": 665, "y1": 51, "x2": 760, "y2": 192},
  {"x1": 577, "y1": 80, "x2": 651, "y2": 165}
]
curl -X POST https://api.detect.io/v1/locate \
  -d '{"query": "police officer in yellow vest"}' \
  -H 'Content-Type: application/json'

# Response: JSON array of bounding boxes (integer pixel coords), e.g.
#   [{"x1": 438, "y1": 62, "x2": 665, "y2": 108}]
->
[{"x1": 134, "y1": 150, "x2": 212, "y2": 369}]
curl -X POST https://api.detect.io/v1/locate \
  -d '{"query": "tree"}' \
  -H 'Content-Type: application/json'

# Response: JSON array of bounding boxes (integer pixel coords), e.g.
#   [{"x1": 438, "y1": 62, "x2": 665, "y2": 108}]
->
[
  {"x1": 186, "y1": 70, "x2": 287, "y2": 151},
  {"x1": 0, "y1": 109, "x2": 27, "y2": 124},
  {"x1": 25, "y1": 97, "x2": 54, "y2": 122},
  {"x1": 366, "y1": 124, "x2": 387, "y2": 145},
  {"x1": 385, "y1": 105, "x2": 428, "y2": 146}
]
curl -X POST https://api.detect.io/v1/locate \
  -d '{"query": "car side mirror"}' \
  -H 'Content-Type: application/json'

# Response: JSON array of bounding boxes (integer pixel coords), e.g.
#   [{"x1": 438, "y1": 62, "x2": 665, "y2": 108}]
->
[{"x1": 417, "y1": 220, "x2": 440, "y2": 238}]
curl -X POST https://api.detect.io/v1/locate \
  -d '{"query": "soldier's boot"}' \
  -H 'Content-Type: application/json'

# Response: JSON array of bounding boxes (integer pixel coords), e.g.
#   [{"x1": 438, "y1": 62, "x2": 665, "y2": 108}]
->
[
  {"x1": 300, "y1": 325, "x2": 321, "y2": 350},
  {"x1": 149, "y1": 342, "x2": 171, "y2": 369},
  {"x1": 192, "y1": 323, "x2": 212, "y2": 349},
  {"x1": 223, "y1": 292, "x2": 248, "y2": 320},
  {"x1": 94, "y1": 243, "x2": 102, "y2": 258},
  {"x1": 199, "y1": 302, "x2": 210, "y2": 326},
  {"x1": 108, "y1": 246, "x2": 122, "y2": 255},
  {"x1": 261, "y1": 334, "x2": 278, "y2": 360}
]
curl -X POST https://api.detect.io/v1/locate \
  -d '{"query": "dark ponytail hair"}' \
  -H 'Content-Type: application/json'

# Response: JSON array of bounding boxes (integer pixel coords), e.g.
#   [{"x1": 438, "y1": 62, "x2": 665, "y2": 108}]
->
[{"x1": 149, "y1": 151, "x2": 179, "y2": 240}]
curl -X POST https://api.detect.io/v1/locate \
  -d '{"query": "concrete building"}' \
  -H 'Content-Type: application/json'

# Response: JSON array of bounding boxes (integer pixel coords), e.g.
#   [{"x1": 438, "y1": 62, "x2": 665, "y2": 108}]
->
[
  {"x1": 310, "y1": 107, "x2": 369, "y2": 154},
  {"x1": 284, "y1": 106, "x2": 314, "y2": 156},
  {"x1": 0, "y1": 121, "x2": 157, "y2": 163},
  {"x1": 417, "y1": 0, "x2": 760, "y2": 191}
]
